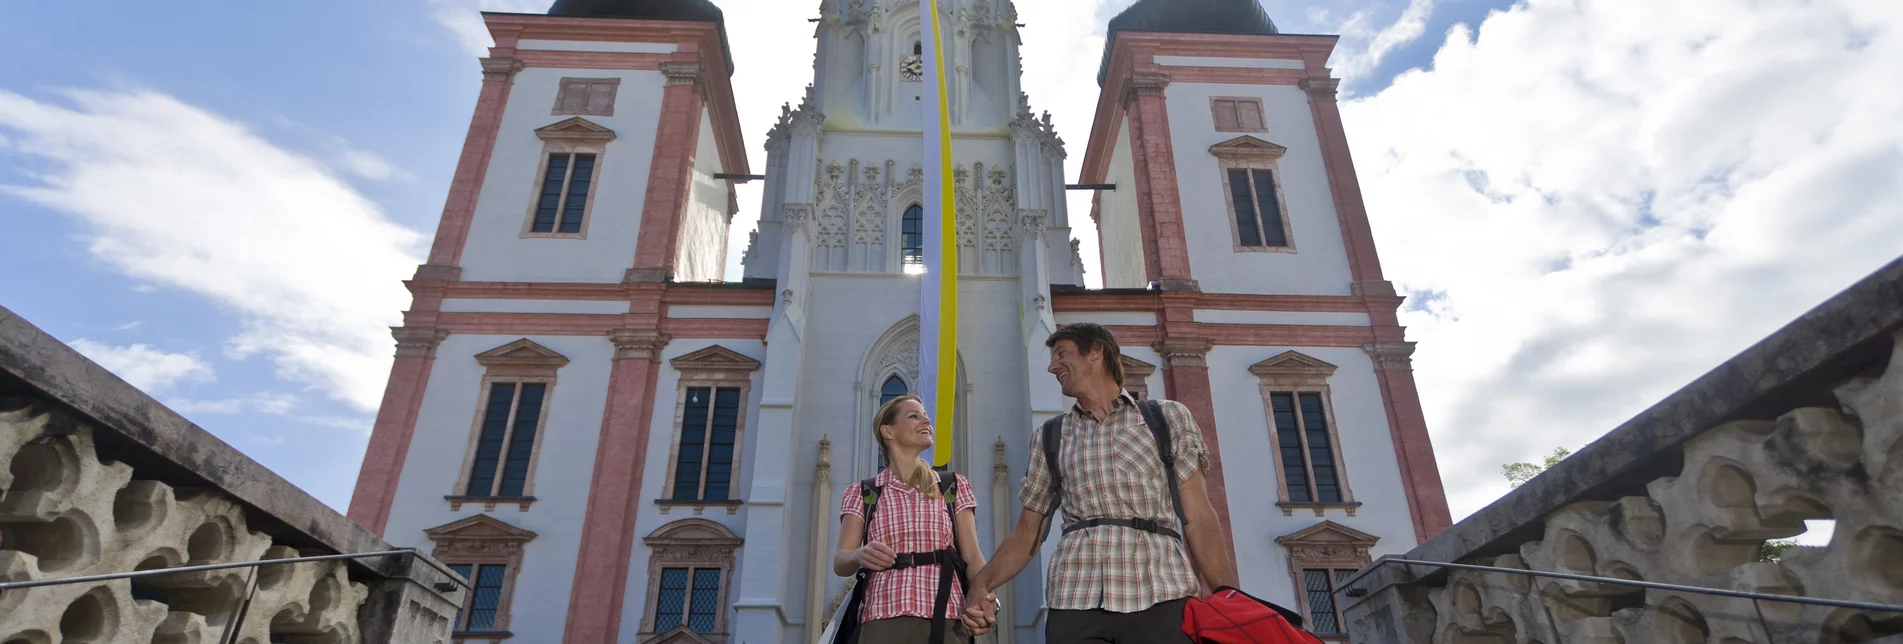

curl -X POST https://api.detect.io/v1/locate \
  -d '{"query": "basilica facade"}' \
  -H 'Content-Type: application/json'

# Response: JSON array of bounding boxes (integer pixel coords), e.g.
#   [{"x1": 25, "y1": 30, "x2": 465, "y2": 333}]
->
[{"x1": 347, "y1": 1, "x2": 1451, "y2": 643}]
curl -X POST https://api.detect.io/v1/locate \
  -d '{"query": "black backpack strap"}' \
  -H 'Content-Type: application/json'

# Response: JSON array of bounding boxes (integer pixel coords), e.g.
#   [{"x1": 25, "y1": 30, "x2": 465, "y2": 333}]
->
[
  {"x1": 1138, "y1": 400, "x2": 1190, "y2": 537},
  {"x1": 858, "y1": 477, "x2": 882, "y2": 547},
  {"x1": 927, "y1": 470, "x2": 970, "y2": 644},
  {"x1": 837, "y1": 477, "x2": 883, "y2": 644},
  {"x1": 1030, "y1": 415, "x2": 1066, "y2": 554}
]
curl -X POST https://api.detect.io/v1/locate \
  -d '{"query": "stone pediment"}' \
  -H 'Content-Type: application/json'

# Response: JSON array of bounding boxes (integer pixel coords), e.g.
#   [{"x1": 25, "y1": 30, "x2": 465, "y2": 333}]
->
[
  {"x1": 1250, "y1": 350, "x2": 1337, "y2": 384},
  {"x1": 1275, "y1": 520, "x2": 1378, "y2": 547},
  {"x1": 536, "y1": 116, "x2": 618, "y2": 143},
  {"x1": 475, "y1": 339, "x2": 570, "y2": 371},
  {"x1": 670, "y1": 345, "x2": 762, "y2": 373},
  {"x1": 1209, "y1": 135, "x2": 1288, "y2": 161},
  {"x1": 1120, "y1": 355, "x2": 1158, "y2": 379},
  {"x1": 424, "y1": 514, "x2": 538, "y2": 543},
  {"x1": 645, "y1": 626, "x2": 718, "y2": 644},
  {"x1": 645, "y1": 518, "x2": 743, "y2": 547}
]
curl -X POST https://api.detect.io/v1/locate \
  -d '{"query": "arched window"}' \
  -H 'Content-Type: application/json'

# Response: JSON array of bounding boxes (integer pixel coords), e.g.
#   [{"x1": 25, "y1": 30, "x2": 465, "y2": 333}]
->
[
  {"x1": 914, "y1": 41, "x2": 923, "y2": 56},
  {"x1": 901, "y1": 204, "x2": 924, "y2": 272},
  {"x1": 880, "y1": 376, "x2": 909, "y2": 407}
]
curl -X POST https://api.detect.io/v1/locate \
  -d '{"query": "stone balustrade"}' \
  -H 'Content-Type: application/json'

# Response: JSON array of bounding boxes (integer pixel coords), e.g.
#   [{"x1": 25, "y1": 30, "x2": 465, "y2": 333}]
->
[
  {"x1": 1342, "y1": 258, "x2": 1903, "y2": 644},
  {"x1": 0, "y1": 306, "x2": 464, "y2": 643}
]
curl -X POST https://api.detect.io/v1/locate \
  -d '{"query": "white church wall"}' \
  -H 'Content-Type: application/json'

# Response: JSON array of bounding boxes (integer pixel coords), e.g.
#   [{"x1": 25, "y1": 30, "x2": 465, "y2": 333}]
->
[
  {"x1": 1192, "y1": 309, "x2": 1372, "y2": 326},
  {"x1": 676, "y1": 106, "x2": 731, "y2": 282},
  {"x1": 1053, "y1": 311, "x2": 1156, "y2": 327},
  {"x1": 620, "y1": 337, "x2": 766, "y2": 643},
  {"x1": 383, "y1": 333, "x2": 615, "y2": 639},
  {"x1": 460, "y1": 67, "x2": 665, "y2": 284},
  {"x1": 1202, "y1": 345, "x2": 1418, "y2": 604},
  {"x1": 1165, "y1": 82, "x2": 1355, "y2": 296},
  {"x1": 439, "y1": 299, "x2": 629, "y2": 314},
  {"x1": 1098, "y1": 117, "x2": 1147, "y2": 289}
]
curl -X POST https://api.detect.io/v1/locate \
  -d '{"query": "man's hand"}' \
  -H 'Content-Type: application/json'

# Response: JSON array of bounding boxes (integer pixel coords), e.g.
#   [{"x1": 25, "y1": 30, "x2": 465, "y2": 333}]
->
[
  {"x1": 859, "y1": 541, "x2": 897, "y2": 571},
  {"x1": 961, "y1": 589, "x2": 997, "y2": 635}
]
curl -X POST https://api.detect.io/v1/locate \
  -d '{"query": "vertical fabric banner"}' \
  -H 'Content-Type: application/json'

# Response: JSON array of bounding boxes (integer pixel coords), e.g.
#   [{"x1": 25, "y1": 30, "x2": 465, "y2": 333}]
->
[{"x1": 918, "y1": 0, "x2": 957, "y2": 467}]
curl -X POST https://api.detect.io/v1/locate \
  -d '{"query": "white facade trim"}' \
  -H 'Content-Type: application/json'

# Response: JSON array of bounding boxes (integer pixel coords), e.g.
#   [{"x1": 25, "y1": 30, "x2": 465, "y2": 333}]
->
[
  {"x1": 517, "y1": 40, "x2": 678, "y2": 54},
  {"x1": 1154, "y1": 55, "x2": 1305, "y2": 70},
  {"x1": 1193, "y1": 310, "x2": 1373, "y2": 326},
  {"x1": 668, "y1": 305, "x2": 775, "y2": 319},
  {"x1": 440, "y1": 299, "x2": 630, "y2": 314},
  {"x1": 1054, "y1": 311, "x2": 1157, "y2": 327}
]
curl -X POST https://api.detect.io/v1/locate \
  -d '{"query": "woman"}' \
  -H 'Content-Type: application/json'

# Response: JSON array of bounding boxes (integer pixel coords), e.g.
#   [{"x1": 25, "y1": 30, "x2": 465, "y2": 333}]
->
[{"x1": 833, "y1": 395, "x2": 988, "y2": 644}]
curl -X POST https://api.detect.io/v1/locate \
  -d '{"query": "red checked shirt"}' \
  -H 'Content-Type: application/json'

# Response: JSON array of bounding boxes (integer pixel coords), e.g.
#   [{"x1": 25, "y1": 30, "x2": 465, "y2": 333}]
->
[
  {"x1": 1020, "y1": 393, "x2": 1210, "y2": 613},
  {"x1": 839, "y1": 469, "x2": 979, "y2": 623}
]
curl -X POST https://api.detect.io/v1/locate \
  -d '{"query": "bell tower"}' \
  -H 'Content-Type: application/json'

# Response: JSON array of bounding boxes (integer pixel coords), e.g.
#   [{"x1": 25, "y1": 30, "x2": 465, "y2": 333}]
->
[{"x1": 811, "y1": 0, "x2": 1024, "y2": 130}]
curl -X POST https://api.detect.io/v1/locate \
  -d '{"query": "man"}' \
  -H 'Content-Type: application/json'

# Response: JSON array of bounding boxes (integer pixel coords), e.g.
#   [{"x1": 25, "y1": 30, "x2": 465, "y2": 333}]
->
[{"x1": 962, "y1": 323, "x2": 1236, "y2": 643}]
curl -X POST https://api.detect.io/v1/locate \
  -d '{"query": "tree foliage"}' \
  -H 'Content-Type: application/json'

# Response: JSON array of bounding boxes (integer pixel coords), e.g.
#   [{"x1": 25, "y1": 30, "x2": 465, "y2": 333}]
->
[{"x1": 1501, "y1": 447, "x2": 1573, "y2": 488}]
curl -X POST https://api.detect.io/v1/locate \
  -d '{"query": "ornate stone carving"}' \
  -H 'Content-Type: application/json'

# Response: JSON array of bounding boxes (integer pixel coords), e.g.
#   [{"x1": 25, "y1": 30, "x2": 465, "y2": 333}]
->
[
  {"x1": 1122, "y1": 72, "x2": 1171, "y2": 106},
  {"x1": 1250, "y1": 351, "x2": 1338, "y2": 388},
  {"x1": 1299, "y1": 77, "x2": 1341, "y2": 101},
  {"x1": 610, "y1": 329, "x2": 672, "y2": 361},
  {"x1": 393, "y1": 326, "x2": 450, "y2": 358},
  {"x1": 879, "y1": 334, "x2": 922, "y2": 385},
  {"x1": 480, "y1": 57, "x2": 524, "y2": 82},
  {"x1": 1363, "y1": 342, "x2": 1416, "y2": 371},
  {"x1": 1154, "y1": 338, "x2": 1215, "y2": 369},
  {"x1": 661, "y1": 61, "x2": 704, "y2": 89},
  {"x1": 1018, "y1": 209, "x2": 1048, "y2": 240},
  {"x1": 783, "y1": 203, "x2": 815, "y2": 236}
]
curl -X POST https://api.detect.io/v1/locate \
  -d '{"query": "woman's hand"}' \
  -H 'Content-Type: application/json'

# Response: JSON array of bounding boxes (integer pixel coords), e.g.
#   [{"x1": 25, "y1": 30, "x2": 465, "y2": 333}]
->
[{"x1": 859, "y1": 540, "x2": 897, "y2": 571}]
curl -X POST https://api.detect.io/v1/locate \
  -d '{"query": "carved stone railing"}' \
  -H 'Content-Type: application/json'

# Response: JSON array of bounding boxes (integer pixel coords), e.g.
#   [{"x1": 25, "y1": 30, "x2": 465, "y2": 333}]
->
[
  {"x1": 1342, "y1": 258, "x2": 1903, "y2": 644},
  {"x1": 0, "y1": 306, "x2": 464, "y2": 643}
]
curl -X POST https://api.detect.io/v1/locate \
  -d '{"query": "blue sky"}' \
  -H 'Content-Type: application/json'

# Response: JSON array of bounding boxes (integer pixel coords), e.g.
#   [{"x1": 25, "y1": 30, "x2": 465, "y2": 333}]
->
[{"x1": 4, "y1": 0, "x2": 1899, "y2": 535}]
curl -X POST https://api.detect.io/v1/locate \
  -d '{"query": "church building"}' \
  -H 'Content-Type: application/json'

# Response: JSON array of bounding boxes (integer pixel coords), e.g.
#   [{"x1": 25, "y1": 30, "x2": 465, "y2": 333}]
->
[{"x1": 347, "y1": 1, "x2": 1451, "y2": 643}]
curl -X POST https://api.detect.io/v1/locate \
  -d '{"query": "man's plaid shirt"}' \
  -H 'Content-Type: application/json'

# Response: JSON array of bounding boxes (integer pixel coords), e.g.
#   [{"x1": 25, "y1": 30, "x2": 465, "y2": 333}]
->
[{"x1": 1020, "y1": 392, "x2": 1209, "y2": 613}]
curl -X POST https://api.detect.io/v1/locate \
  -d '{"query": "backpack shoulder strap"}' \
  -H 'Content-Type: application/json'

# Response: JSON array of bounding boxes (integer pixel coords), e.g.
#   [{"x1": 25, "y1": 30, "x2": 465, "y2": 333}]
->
[
  {"x1": 858, "y1": 477, "x2": 882, "y2": 546},
  {"x1": 1030, "y1": 415, "x2": 1066, "y2": 554},
  {"x1": 936, "y1": 469, "x2": 961, "y2": 552},
  {"x1": 1138, "y1": 400, "x2": 1190, "y2": 535}
]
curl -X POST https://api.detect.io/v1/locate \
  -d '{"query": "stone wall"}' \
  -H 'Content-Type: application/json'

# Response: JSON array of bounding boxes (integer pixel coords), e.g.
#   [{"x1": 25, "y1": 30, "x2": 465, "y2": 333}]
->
[
  {"x1": 0, "y1": 306, "x2": 464, "y2": 643},
  {"x1": 1341, "y1": 257, "x2": 1903, "y2": 644}
]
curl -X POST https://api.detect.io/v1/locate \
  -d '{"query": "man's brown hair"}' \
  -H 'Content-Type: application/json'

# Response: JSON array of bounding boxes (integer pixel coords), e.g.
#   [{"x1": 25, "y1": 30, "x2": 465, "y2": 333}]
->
[{"x1": 1046, "y1": 323, "x2": 1125, "y2": 386}]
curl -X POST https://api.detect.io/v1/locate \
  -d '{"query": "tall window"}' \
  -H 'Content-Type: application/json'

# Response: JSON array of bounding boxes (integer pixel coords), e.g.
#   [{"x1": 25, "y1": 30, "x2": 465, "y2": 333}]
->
[
  {"x1": 467, "y1": 382, "x2": 546, "y2": 498},
  {"x1": 1251, "y1": 351, "x2": 1355, "y2": 512},
  {"x1": 1302, "y1": 568, "x2": 1358, "y2": 635},
  {"x1": 531, "y1": 152, "x2": 596, "y2": 234},
  {"x1": 426, "y1": 515, "x2": 535, "y2": 637},
  {"x1": 654, "y1": 567, "x2": 722, "y2": 633},
  {"x1": 525, "y1": 117, "x2": 616, "y2": 239},
  {"x1": 1272, "y1": 392, "x2": 1340, "y2": 503},
  {"x1": 1227, "y1": 168, "x2": 1287, "y2": 248},
  {"x1": 901, "y1": 204, "x2": 925, "y2": 271},
  {"x1": 449, "y1": 564, "x2": 509, "y2": 633},
  {"x1": 641, "y1": 519, "x2": 741, "y2": 638},
  {"x1": 674, "y1": 387, "x2": 741, "y2": 502},
  {"x1": 1211, "y1": 136, "x2": 1295, "y2": 252},
  {"x1": 880, "y1": 376, "x2": 909, "y2": 407}
]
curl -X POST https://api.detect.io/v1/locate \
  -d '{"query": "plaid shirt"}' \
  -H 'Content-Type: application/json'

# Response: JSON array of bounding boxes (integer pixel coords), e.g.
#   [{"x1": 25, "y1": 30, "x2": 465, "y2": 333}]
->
[
  {"x1": 840, "y1": 469, "x2": 979, "y2": 622},
  {"x1": 1021, "y1": 392, "x2": 1209, "y2": 613}
]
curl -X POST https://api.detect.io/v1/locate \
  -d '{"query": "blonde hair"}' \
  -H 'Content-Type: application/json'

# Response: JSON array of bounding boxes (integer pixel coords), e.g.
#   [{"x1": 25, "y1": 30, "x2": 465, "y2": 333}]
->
[{"x1": 872, "y1": 394, "x2": 941, "y2": 501}]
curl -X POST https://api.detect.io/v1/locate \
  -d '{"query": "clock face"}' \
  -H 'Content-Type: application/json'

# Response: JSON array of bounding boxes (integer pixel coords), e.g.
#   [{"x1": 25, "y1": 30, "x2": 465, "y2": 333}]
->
[{"x1": 900, "y1": 55, "x2": 923, "y2": 82}]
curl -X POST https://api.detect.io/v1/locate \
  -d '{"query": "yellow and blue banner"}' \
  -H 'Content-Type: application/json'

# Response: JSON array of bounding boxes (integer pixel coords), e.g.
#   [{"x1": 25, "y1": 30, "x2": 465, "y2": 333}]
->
[{"x1": 919, "y1": 0, "x2": 957, "y2": 467}]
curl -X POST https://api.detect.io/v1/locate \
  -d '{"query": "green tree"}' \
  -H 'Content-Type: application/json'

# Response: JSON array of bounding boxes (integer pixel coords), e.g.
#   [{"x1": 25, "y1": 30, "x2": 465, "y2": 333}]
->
[
  {"x1": 1759, "y1": 539, "x2": 1798, "y2": 562},
  {"x1": 1501, "y1": 447, "x2": 1573, "y2": 488}
]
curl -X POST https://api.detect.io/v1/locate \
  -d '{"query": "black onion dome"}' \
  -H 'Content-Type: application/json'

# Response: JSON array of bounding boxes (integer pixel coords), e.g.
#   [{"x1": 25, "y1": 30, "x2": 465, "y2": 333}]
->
[
  {"x1": 1099, "y1": 0, "x2": 1281, "y2": 84},
  {"x1": 546, "y1": 0, "x2": 734, "y2": 75}
]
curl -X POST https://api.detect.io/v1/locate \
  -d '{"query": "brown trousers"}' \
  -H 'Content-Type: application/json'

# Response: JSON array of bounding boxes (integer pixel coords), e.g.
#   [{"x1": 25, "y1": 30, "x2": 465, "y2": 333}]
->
[{"x1": 859, "y1": 616, "x2": 965, "y2": 644}]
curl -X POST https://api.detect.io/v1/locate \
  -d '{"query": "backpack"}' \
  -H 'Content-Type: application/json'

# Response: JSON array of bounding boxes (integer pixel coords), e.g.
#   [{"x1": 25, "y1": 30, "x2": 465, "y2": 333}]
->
[
  {"x1": 1034, "y1": 399, "x2": 1324, "y2": 644},
  {"x1": 829, "y1": 469, "x2": 970, "y2": 644}
]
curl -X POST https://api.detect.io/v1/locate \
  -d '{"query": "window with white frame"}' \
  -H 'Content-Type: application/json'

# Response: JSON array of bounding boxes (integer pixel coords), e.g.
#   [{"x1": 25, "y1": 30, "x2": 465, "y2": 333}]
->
[
  {"x1": 1251, "y1": 351, "x2": 1357, "y2": 514},
  {"x1": 1211, "y1": 97, "x2": 1266, "y2": 133},
  {"x1": 662, "y1": 346, "x2": 760, "y2": 508},
  {"x1": 426, "y1": 515, "x2": 537, "y2": 639},
  {"x1": 524, "y1": 117, "x2": 616, "y2": 239},
  {"x1": 453, "y1": 340, "x2": 569, "y2": 511},
  {"x1": 1275, "y1": 521, "x2": 1377, "y2": 641},
  {"x1": 1210, "y1": 136, "x2": 1296, "y2": 252},
  {"x1": 554, "y1": 77, "x2": 620, "y2": 117},
  {"x1": 641, "y1": 519, "x2": 742, "y2": 642}
]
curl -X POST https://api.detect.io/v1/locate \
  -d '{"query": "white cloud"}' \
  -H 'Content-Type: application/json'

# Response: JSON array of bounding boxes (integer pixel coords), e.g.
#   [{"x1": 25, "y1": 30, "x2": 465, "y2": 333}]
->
[
  {"x1": 1342, "y1": 0, "x2": 1903, "y2": 519},
  {"x1": 68, "y1": 339, "x2": 213, "y2": 393},
  {"x1": 427, "y1": 0, "x2": 550, "y2": 57},
  {"x1": 1326, "y1": 0, "x2": 1437, "y2": 91},
  {"x1": 168, "y1": 392, "x2": 300, "y2": 416},
  {"x1": 334, "y1": 146, "x2": 412, "y2": 182},
  {"x1": 0, "y1": 89, "x2": 424, "y2": 411}
]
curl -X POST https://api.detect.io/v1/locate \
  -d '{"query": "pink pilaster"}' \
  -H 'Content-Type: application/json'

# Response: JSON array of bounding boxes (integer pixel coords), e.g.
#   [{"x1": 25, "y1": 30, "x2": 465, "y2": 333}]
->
[
  {"x1": 1300, "y1": 77, "x2": 1388, "y2": 290},
  {"x1": 421, "y1": 49, "x2": 525, "y2": 279},
  {"x1": 347, "y1": 326, "x2": 449, "y2": 535},
  {"x1": 626, "y1": 61, "x2": 707, "y2": 284},
  {"x1": 1153, "y1": 322, "x2": 1236, "y2": 561},
  {"x1": 1364, "y1": 342, "x2": 1452, "y2": 543},
  {"x1": 1122, "y1": 71, "x2": 1199, "y2": 292},
  {"x1": 562, "y1": 328, "x2": 670, "y2": 644}
]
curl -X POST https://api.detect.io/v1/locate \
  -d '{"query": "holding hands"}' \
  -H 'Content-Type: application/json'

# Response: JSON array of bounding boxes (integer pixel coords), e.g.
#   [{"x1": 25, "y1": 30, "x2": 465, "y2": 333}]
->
[
  {"x1": 858, "y1": 540, "x2": 897, "y2": 571},
  {"x1": 960, "y1": 588, "x2": 998, "y2": 635}
]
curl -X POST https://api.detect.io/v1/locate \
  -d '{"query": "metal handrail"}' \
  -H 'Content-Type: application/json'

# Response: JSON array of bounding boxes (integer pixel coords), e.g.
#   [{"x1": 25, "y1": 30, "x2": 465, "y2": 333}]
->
[
  {"x1": 0, "y1": 548, "x2": 469, "y2": 592},
  {"x1": 1347, "y1": 557, "x2": 1903, "y2": 614}
]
